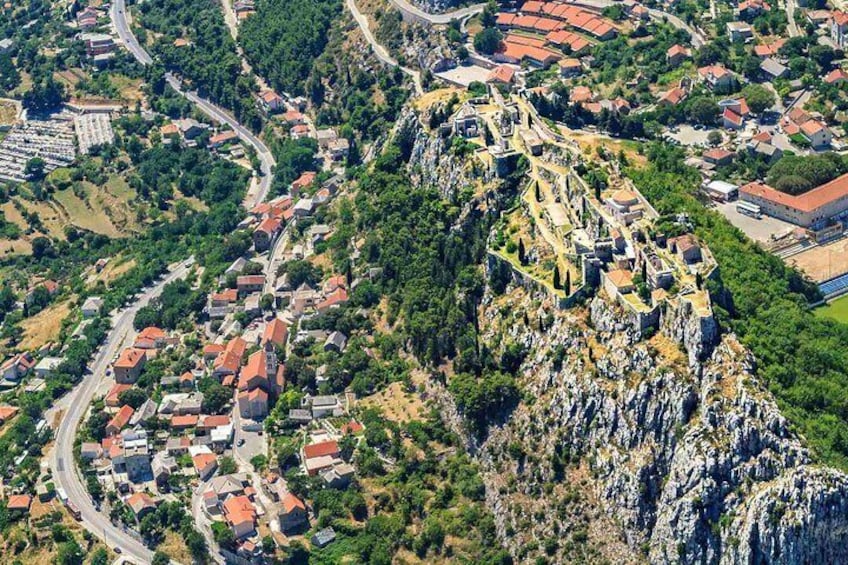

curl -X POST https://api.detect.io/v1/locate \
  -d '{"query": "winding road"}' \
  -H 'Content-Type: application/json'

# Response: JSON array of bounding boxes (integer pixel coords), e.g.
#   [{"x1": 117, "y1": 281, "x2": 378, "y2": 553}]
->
[
  {"x1": 50, "y1": 260, "x2": 194, "y2": 565},
  {"x1": 111, "y1": 0, "x2": 275, "y2": 207},
  {"x1": 345, "y1": 0, "x2": 424, "y2": 96},
  {"x1": 48, "y1": 4, "x2": 281, "y2": 562}
]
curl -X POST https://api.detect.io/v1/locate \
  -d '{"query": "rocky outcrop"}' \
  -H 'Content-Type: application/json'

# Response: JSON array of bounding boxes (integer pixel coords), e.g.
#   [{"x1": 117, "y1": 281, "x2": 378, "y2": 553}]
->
[
  {"x1": 401, "y1": 107, "x2": 492, "y2": 201},
  {"x1": 474, "y1": 289, "x2": 848, "y2": 565}
]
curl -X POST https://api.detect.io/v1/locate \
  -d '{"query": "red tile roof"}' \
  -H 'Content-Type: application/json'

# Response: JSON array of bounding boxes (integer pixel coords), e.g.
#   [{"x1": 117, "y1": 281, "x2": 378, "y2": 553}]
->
[
  {"x1": 741, "y1": 175, "x2": 848, "y2": 213},
  {"x1": 171, "y1": 414, "x2": 199, "y2": 428},
  {"x1": 107, "y1": 405, "x2": 134, "y2": 434},
  {"x1": 282, "y1": 492, "x2": 306, "y2": 513},
  {"x1": 303, "y1": 440, "x2": 339, "y2": 459},
  {"x1": 7, "y1": 494, "x2": 32, "y2": 511},
  {"x1": 261, "y1": 319, "x2": 288, "y2": 347},
  {"x1": 114, "y1": 348, "x2": 146, "y2": 369}
]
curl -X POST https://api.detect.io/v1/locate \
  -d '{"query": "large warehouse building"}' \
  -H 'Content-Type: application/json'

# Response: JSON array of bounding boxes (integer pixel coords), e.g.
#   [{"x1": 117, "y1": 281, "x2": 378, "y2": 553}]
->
[{"x1": 740, "y1": 174, "x2": 848, "y2": 228}]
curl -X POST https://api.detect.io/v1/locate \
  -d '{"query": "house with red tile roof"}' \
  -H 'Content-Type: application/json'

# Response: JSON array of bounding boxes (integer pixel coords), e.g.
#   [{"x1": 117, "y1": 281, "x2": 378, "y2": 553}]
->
[
  {"x1": 194, "y1": 452, "x2": 219, "y2": 480},
  {"x1": 666, "y1": 44, "x2": 691, "y2": 66},
  {"x1": 698, "y1": 65, "x2": 735, "y2": 91},
  {"x1": 213, "y1": 337, "x2": 248, "y2": 379},
  {"x1": 127, "y1": 492, "x2": 157, "y2": 520},
  {"x1": 259, "y1": 90, "x2": 284, "y2": 113},
  {"x1": 487, "y1": 65, "x2": 516, "y2": 85},
  {"x1": 253, "y1": 217, "x2": 282, "y2": 252},
  {"x1": 223, "y1": 495, "x2": 257, "y2": 538},
  {"x1": 703, "y1": 148, "x2": 735, "y2": 166},
  {"x1": 291, "y1": 171, "x2": 317, "y2": 197},
  {"x1": 0, "y1": 405, "x2": 19, "y2": 424},
  {"x1": 171, "y1": 414, "x2": 199, "y2": 431},
  {"x1": 279, "y1": 493, "x2": 308, "y2": 533},
  {"x1": 657, "y1": 86, "x2": 687, "y2": 106},
  {"x1": 134, "y1": 326, "x2": 176, "y2": 349},
  {"x1": 106, "y1": 405, "x2": 134, "y2": 436},
  {"x1": 1, "y1": 353, "x2": 35, "y2": 382},
  {"x1": 261, "y1": 318, "x2": 288, "y2": 348},
  {"x1": 105, "y1": 383, "x2": 132, "y2": 407},
  {"x1": 236, "y1": 275, "x2": 265, "y2": 296},
  {"x1": 6, "y1": 494, "x2": 32, "y2": 514},
  {"x1": 113, "y1": 347, "x2": 146, "y2": 384},
  {"x1": 832, "y1": 10, "x2": 848, "y2": 48},
  {"x1": 209, "y1": 130, "x2": 239, "y2": 148},
  {"x1": 824, "y1": 68, "x2": 848, "y2": 85},
  {"x1": 722, "y1": 107, "x2": 744, "y2": 129},
  {"x1": 316, "y1": 287, "x2": 349, "y2": 314}
]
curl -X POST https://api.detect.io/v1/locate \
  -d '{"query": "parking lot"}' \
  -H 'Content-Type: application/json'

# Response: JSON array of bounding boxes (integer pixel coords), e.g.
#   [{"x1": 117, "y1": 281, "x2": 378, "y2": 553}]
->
[
  {"x1": 714, "y1": 200, "x2": 796, "y2": 243},
  {"x1": 435, "y1": 63, "x2": 493, "y2": 87}
]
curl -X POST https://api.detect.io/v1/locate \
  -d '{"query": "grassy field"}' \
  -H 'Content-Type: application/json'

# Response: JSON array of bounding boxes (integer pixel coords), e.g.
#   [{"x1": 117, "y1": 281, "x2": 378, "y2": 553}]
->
[
  {"x1": 815, "y1": 294, "x2": 848, "y2": 323},
  {"x1": 19, "y1": 300, "x2": 72, "y2": 350}
]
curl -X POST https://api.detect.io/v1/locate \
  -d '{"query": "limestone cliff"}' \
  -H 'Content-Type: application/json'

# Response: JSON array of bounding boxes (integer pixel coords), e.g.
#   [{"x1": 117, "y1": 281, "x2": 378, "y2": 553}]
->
[{"x1": 470, "y1": 292, "x2": 848, "y2": 564}]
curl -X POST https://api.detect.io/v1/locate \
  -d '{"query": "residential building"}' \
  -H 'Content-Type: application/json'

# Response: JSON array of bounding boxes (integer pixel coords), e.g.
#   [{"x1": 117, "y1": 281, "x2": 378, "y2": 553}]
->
[
  {"x1": 726, "y1": 21, "x2": 754, "y2": 42},
  {"x1": 193, "y1": 451, "x2": 218, "y2": 480},
  {"x1": 259, "y1": 91, "x2": 284, "y2": 113},
  {"x1": 236, "y1": 275, "x2": 265, "y2": 295},
  {"x1": 238, "y1": 388, "x2": 268, "y2": 419},
  {"x1": 113, "y1": 348, "x2": 146, "y2": 384},
  {"x1": 134, "y1": 326, "x2": 176, "y2": 350},
  {"x1": 106, "y1": 405, "x2": 134, "y2": 436},
  {"x1": 253, "y1": 217, "x2": 282, "y2": 252},
  {"x1": 127, "y1": 492, "x2": 157, "y2": 521},
  {"x1": 279, "y1": 493, "x2": 308, "y2": 533},
  {"x1": 697, "y1": 65, "x2": 734, "y2": 91},
  {"x1": 81, "y1": 296, "x2": 103, "y2": 318},
  {"x1": 223, "y1": 495, "x2": 257, "y2": 539},
  {"x1": 666, "y1": 44, "x2": 691, "y2": 66}
]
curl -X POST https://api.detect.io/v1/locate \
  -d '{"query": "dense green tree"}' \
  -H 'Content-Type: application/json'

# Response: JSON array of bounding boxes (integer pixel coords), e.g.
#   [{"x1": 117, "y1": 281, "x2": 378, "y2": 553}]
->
[{"x1": 473, "y1": 28, "x2": 503, "y2": 55}]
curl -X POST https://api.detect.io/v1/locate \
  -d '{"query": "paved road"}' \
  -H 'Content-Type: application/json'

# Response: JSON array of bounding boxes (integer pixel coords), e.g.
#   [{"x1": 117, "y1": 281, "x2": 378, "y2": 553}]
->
[
  {"x1": 50, "y1": 260, "x2": 194, "y2": 565},
  {"x1": 388, "y1": 0, "x2": 485, "y2": 24},
  {"x1": 345, "y1": 0, "x2": 424, "y2": 96},
  {"x1": 111, "y1": 0, "x2": 275, "y2": 206},
  {"x1": 785, "y1": 0, "x2": 800, "y2": 37}
]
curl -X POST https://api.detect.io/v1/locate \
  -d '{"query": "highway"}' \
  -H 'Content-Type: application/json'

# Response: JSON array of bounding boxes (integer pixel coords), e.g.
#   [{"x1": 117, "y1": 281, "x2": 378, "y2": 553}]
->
[
  {"x1": 346, "y1": 0, "x2": 424, "y2": 96},
  {"x1": 50, "y1": 260, "x2": 194, "y2": 565},
  {"x1": 111, "y1": 0, "x2": 275, "y2": 207}
]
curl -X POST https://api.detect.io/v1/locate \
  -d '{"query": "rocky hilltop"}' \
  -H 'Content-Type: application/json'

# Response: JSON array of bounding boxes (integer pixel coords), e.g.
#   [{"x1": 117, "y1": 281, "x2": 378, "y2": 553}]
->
[
  {"x1": 473, "y1": 289, "x2": 848, "y2": 564},
  {"x1": 401, "y1": 97, "x2": 848, "y2": 564}
]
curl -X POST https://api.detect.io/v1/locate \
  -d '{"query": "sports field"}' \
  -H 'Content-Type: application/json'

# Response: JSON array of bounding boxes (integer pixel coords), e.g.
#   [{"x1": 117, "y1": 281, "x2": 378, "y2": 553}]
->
[{"x1": 815, "y1": 294, "x2": 848, "y2": 323}]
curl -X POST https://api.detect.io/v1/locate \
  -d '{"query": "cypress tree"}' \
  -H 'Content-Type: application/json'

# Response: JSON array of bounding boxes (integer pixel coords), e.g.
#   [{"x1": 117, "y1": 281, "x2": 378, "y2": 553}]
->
[
  {"x1": 518, "y1": 238, "x2": 526, "y2": 265},
  {"x1": 565, "y1": 270, "x2": 571, "y2": 295},
  {"x1": 553, "y1": 265, "x2": 561, "y2": 289}
]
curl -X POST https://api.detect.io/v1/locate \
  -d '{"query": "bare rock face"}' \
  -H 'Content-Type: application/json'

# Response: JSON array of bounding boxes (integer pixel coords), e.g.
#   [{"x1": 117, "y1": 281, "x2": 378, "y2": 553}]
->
[{"x1": 474, "y1": 292, "x2": 848, "y2": 564}]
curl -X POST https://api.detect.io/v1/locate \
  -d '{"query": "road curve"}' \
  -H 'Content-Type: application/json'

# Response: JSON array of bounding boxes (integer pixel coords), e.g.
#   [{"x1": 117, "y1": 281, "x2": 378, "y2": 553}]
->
[
  {"x1": 50, "y1": 4, "x2": 280, "y2": 561},
  {"x1": 345, "y1": 0, "x2": 424, "y2": 96},
  {"x1": 51, "y1": 261, "x2": 193, "y2": 565},
  {"x1": 388, "y1": 0, "x2": 485, "y2": 24},
  {"x1": 111, "y1": 0, "x2": 275, "y2": 206}
]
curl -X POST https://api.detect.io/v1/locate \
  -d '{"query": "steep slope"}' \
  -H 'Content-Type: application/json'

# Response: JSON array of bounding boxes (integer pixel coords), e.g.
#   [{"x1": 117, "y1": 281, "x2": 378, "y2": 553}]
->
[{"x1": 475, "y1": 290, "x2": 848, "y2": 564}]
